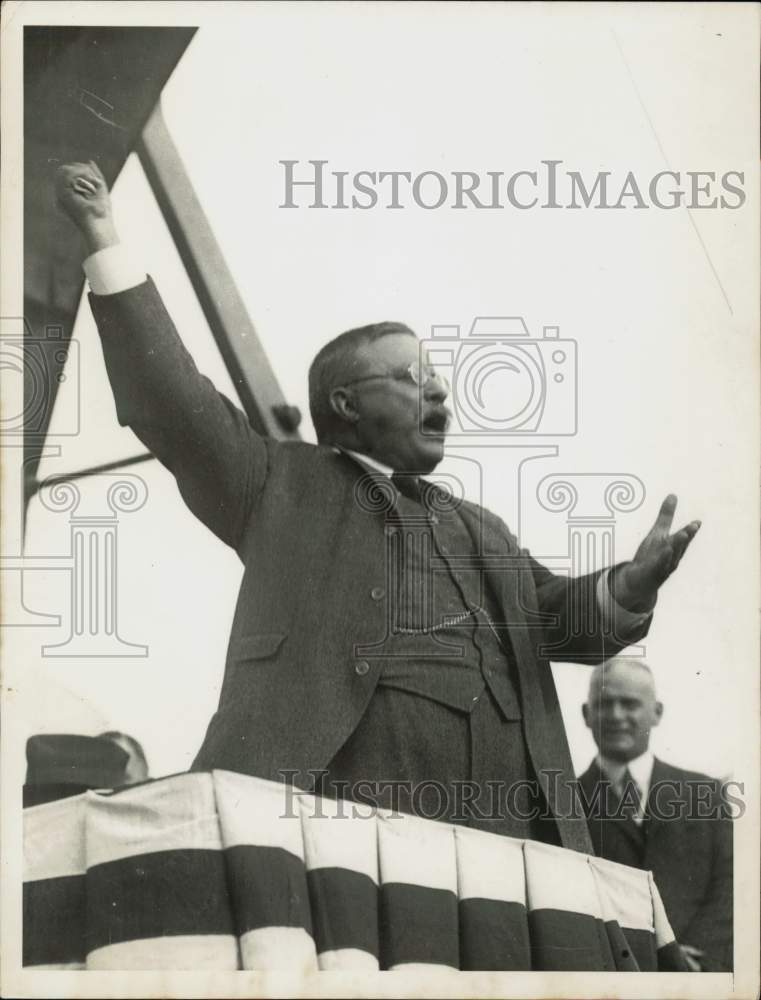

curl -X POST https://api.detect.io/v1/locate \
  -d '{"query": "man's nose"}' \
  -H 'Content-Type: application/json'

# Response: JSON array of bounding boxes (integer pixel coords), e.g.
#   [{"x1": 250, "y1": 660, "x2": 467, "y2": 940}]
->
[
  {"x1": 423, "y1": 376, "x2": 449, "y2": 403},
  {"x1": 609, "y1": 701, "x2": 627, "y2": 721}
]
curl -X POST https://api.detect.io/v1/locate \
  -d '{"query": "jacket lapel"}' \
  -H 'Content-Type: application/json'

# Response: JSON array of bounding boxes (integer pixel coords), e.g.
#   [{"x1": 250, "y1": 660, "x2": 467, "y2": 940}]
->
[
  {"x1": 457, "y1": 503, "x2": 593, "y2": 854},
  {"x1": 643, "y1": 757, "x2": 675, "y2": 845}
]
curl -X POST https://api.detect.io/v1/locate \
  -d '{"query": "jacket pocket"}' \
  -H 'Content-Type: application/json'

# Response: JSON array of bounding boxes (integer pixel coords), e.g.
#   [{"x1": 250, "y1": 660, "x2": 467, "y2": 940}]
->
[{"x1": 232, "y1": 632, "x2": 287, "y2": 664}]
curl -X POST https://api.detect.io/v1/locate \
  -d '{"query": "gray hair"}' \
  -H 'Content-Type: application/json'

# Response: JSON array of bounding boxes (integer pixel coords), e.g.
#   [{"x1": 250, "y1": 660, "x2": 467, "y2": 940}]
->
[{"x1": 587, "y1": 657, "x2": 656, "y2": 700}]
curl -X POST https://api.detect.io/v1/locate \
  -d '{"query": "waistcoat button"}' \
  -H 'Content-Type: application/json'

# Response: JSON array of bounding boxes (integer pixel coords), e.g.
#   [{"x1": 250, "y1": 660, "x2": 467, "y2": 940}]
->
[
  {"x1": 371, "y1": 587, "x2": 385, "y2": 600},
  {"x1": 355, "y1": 660, "x2": 370, "y2": 676}
]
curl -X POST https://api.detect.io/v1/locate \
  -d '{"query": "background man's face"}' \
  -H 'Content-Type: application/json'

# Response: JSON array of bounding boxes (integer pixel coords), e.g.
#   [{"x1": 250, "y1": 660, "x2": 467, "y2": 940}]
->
[
  {"x1": 349, "y1": 333, "x2": 450, "y2": 473},
  {"x1": 583, "y1": 665, "x2": 663, "y2": 763}
]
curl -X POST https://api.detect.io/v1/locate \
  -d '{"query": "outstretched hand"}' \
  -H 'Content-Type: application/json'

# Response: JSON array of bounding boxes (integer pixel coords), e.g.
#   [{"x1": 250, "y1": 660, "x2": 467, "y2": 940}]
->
[
  {"x1": 55, "y1": 160, "x2": 118, "y2": 253},
  {"x1": 613, "y1": 494, "x2": 701, "y2": 613}
]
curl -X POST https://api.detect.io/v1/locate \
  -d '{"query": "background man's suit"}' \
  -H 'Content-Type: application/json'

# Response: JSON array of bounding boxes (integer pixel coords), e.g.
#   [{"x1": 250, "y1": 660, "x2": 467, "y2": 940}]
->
[
  {"x1": 579, "y1": 757, "x2": 733, "y2": 970},
  {"x1": 89, "y1": 276, "x2": 650, "y2": 852}
]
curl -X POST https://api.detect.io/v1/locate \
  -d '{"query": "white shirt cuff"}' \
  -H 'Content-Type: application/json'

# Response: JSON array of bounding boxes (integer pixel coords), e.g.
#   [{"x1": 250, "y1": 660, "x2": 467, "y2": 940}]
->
[
  {"x1": 83, "y1": 244, "x2": 146, "y2": 296},
  {"x1": 597, "y1": 567, "x2": 651, "y2": 633}
]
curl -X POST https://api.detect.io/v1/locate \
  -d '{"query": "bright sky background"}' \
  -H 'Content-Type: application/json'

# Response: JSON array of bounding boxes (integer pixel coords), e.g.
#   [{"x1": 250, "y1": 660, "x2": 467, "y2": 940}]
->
[{"x1": 11, "y1": 3, "x2": 759, "y2": 787}]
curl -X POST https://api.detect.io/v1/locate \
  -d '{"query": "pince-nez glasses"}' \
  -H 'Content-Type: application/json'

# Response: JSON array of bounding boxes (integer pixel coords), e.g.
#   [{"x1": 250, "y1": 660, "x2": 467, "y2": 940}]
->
[{"x1": 342, "y1": 362, "x2": 450, "y2": 392}]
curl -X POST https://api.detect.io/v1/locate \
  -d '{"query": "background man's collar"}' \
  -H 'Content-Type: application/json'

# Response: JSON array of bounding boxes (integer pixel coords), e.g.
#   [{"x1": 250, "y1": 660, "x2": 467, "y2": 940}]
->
[{"x1": 597, "y1": 749, "x2": 655, "y2": 788}]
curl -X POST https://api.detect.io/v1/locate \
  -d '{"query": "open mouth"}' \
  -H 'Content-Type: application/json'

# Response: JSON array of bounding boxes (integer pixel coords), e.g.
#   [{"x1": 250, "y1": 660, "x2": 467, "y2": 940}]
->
[{"x1": 421, "y1": 410, "x2": 449, "y2": 435}]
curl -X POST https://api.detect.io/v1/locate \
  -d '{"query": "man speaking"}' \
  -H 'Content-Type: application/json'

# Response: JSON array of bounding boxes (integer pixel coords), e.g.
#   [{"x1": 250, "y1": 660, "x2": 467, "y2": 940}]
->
[{"x1": 55, "y1": 161, "x2": 700, "y2": 852}]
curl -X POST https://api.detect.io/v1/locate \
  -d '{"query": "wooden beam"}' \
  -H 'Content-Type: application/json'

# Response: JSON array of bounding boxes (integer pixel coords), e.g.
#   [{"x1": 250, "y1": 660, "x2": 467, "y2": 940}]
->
[{"x1": 137, "y1": 103, "x2": 301, "y2": 440}]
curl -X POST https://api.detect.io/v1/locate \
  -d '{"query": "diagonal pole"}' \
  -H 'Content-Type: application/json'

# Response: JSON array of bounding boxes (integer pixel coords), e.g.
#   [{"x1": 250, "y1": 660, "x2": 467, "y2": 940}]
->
[{"x1": 136, "y1": 101, "x2": 301, "y2": 440}]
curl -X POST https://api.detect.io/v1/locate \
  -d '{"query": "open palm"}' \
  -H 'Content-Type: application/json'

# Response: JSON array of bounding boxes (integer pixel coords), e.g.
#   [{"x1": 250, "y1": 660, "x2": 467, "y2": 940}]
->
[{"x1": 616, "y1": 495, "x2": 701, "y2": 611}]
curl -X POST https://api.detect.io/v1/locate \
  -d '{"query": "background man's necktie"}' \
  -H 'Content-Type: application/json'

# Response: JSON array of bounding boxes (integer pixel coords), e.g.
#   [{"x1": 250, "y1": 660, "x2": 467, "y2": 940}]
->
[
  {"x1": 618, "y1": 767, "x2": 645, "y2": 825},
  {"x1": 391, "y1": 472, "x2": 423, "y2": 504}
]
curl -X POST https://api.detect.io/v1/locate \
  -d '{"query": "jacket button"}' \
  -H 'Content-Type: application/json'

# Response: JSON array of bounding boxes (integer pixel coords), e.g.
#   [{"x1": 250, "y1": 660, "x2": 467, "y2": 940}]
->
[
  {"x1": 371, "y1": 587, "x2": 385, "y2": 600},
  {"x1": 355, "y1": 660, "x2": 370, "y2": 676}
]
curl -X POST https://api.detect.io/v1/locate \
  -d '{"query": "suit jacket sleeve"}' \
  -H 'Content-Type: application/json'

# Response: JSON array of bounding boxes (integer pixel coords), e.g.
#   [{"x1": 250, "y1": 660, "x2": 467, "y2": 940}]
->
[
  {"x1": 680, "y1": 802, "x2": 734, "y2": 972},
  {"x1": 89, "y1": 277, "x2": 268, "y2": 551},
  {"x1": 523, "y1": 542, "x2": 651, "y2": 663}
]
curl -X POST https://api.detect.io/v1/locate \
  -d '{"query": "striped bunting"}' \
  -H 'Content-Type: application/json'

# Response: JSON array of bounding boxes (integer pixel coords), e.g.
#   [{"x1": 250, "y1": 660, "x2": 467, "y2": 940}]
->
[
  {"x1": 23, "y1": 792, "x2": 88, "y2": 969},
  {"x1": 84, "y1": 772, "x2": 238, "y2": 969},
  {"x1": 455, "y1": 825, "x2": 530, "y2": 970},
  {"x1": 589, "y1": 856, "x2": 651, "y2": 970},
  {"x1": 524, "y1": 840, "x2": 615, "y2": 970},
  {"x1": 649, "y1": 870, "x2": 690, "y2": 972},
  {"x1": 298, "y1": 792, "x2": 380, "y2": 970},
  {"x1": 212, "y1": 770, "x2": 317, "y2": 971},
  {"x1": 377, "y1": 811, "x2": 459, "y2": 971},
  {"x1": 23, "y1": 770, "x2": 677, "y2": 971}
]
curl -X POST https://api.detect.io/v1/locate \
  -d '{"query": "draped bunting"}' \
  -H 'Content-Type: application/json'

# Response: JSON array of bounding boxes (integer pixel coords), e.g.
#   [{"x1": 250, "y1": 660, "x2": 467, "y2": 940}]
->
[{"x1": 23, "y1": 770, "x2": 686, "y2": 971}]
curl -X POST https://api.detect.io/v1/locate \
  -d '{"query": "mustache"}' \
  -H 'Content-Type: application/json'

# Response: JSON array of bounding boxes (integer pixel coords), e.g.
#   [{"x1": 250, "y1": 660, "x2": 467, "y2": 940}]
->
[{"x1": 421, "y1": 408, "x2": 451, "y2": 432}]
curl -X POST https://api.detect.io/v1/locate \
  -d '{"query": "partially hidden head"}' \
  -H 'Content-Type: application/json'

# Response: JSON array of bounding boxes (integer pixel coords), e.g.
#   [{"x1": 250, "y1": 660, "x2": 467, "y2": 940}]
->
[
  {"x1": 98, "y1": 730, "x2": 149, "y2": 785},
  {"x1": 582, "y1": 657, "x2": 663, "y2": 763},
  {"x1": 308, "y1": 321, "x2": 451, "y2": 474}
]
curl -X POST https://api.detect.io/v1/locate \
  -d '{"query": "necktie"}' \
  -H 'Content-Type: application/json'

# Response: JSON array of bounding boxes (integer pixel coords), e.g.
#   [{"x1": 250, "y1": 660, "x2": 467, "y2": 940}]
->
[
  {"x1": 619, "y1": 768, "x2": 645, "y2": 825},
  {"x1": 391, "y1": 472, "x2": 423, "y2": 504}
]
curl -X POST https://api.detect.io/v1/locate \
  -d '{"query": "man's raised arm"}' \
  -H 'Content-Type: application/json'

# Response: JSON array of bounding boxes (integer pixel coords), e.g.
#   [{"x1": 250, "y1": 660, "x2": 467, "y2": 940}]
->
[{"x1": 55, "y1": 161, "x2": 268, "y2": 551}]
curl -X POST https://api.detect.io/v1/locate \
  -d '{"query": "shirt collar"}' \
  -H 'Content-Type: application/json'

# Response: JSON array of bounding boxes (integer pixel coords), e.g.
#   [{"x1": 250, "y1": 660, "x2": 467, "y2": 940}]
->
[
  {"x1": 334, "y1": 447, "x2": 395, "y2": 478},
  {"x1": 597, "y1": 749, "x2": 655, "y2": 795}
]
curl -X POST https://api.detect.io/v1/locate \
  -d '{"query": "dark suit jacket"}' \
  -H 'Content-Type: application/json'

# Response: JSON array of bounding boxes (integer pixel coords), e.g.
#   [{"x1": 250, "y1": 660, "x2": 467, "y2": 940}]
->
[
  {"x1": 89, "y1": 277, "x2": 650, "y2": 854},
  {"x1": 579, "y1": 758, "x2": 733, "y2": 970}
]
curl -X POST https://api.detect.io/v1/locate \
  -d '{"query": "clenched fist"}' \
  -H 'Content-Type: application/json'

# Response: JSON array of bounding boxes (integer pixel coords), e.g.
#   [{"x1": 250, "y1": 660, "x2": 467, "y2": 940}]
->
[{"x1": 55, "y1": 160, "x2": 118, "y2": 254}]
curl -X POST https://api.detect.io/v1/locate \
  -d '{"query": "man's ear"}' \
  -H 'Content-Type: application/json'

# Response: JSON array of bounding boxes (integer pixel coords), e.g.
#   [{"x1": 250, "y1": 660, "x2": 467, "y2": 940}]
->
[
  {"x1": 329, "y1": 387, "x2": 359, "y2": 424},
  {"x1": 653, "y1": 700, "x2": 664, "y2": 726}
]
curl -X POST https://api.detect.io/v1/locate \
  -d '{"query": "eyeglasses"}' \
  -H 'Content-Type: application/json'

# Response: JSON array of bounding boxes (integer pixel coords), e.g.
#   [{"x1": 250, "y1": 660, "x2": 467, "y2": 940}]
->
[{"x1": 341, "y1": 363, "x2": 450, "y2": 392}]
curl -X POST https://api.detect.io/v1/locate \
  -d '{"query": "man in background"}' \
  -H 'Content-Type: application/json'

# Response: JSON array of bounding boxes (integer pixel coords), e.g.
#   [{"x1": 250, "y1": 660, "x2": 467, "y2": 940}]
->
[{"x1": 578, "y1": 658, "x2": 733, "y2": 971}]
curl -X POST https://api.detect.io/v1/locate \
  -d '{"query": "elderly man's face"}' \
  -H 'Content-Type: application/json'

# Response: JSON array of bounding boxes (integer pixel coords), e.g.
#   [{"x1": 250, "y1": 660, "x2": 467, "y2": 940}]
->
[
  {"x1": 582, "y1": 664, "x2": 663, "y2": 763},
  {"x1": 346, "y1": 333, "x2": 451, "y2": 473}
]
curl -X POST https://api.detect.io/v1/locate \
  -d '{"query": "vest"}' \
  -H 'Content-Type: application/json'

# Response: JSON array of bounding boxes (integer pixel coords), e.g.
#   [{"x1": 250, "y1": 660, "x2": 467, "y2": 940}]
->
[{"x1": 376, "y1": 488, "x2": 523, "y2": 719}]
